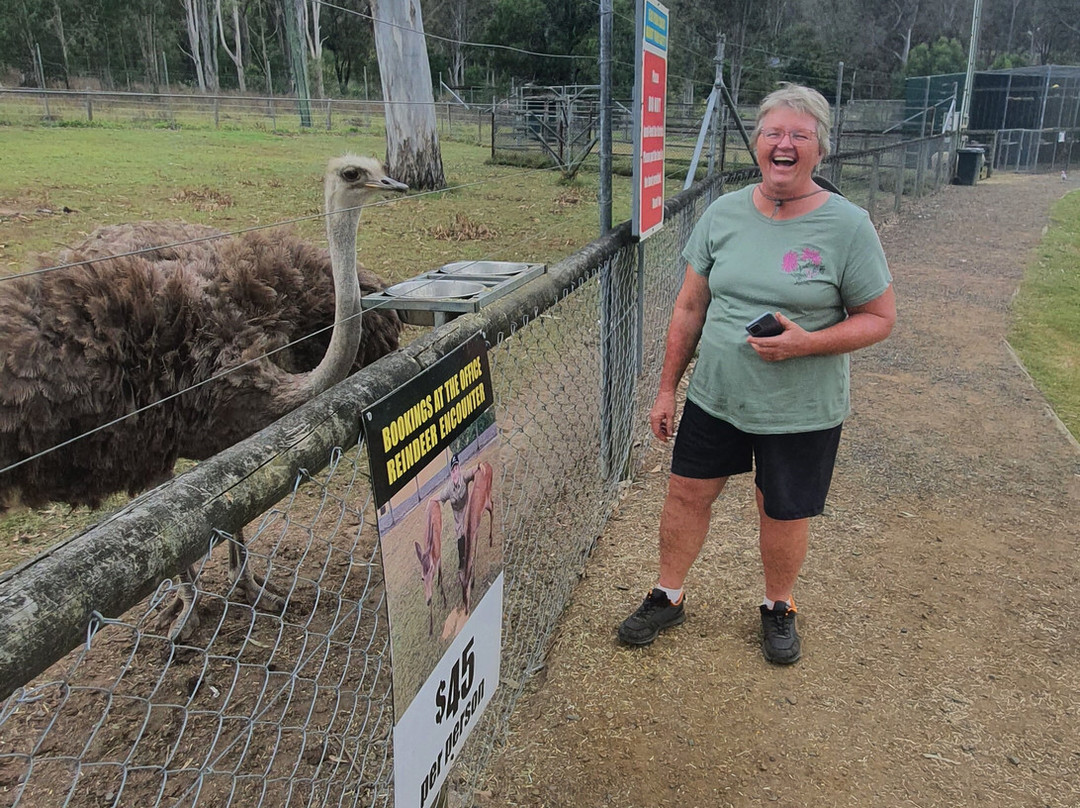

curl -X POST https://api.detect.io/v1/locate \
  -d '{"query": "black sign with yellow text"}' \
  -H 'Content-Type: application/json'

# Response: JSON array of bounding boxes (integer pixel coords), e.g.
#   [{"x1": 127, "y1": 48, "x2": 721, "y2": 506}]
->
[{"x1": 362, "y1": 334, "x2": 493, "y2": 505}]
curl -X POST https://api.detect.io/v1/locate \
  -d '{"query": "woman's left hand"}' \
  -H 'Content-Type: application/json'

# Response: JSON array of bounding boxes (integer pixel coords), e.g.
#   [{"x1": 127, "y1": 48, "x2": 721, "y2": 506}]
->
[{"x1": 746, "y1": 312, "x2": 807, "y2": 361}]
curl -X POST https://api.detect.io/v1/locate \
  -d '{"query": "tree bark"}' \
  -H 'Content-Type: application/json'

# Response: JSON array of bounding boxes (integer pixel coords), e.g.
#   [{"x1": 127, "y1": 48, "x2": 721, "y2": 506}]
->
[
  {"x1": 370, "y1": 0, "x2": 446, "y2": 190},
  {"x1": 217, "y1": 0, "x2": 248, "y2": 93},
  {"x1": 50, "y1": 0, "x2": 70, "y2": 88},
  {"x1": 183, "y1": 0, "x2": 219, "y2": 93},
  {"x1": 305, "y1": 0, "x2": 326, "y2": 99},
  {"x1": 183, "y1": 0, "x2": 207, "y2": 91}
]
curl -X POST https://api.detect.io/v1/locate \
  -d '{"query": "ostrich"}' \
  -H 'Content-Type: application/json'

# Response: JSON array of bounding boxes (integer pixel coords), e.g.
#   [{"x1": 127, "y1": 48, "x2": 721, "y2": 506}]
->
[{"x1": 0, "y1": 154, "x2": 408, "y2": 639}]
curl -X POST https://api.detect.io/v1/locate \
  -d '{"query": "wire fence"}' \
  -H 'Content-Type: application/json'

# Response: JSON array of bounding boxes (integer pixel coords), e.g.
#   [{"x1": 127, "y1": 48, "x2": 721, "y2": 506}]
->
[
  {"x1": 0, "y1": 88, "x2": 491, "y2": 144},
  {"x1": 0, "y1": 133, "x2": 947, "y2": 807}
]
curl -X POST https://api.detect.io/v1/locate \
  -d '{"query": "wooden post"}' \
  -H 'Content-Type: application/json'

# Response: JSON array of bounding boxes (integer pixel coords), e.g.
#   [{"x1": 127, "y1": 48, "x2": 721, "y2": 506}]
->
[
  {"x1": 86, "y1": 94, "x2": 93, "y2": 123},
  {"x1": 867, "y1": 151, "x2": 880, "y2": 222}
]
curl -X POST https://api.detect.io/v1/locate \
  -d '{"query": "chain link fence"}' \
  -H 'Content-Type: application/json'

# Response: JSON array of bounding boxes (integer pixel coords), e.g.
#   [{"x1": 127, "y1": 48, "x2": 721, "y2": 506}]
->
[{"x1": 0, "y1": 131, "x2": 947, "y2": 806}]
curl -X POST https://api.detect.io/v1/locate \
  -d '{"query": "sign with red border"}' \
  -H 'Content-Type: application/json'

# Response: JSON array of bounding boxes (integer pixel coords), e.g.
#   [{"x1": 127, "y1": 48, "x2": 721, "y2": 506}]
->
[{"x1": 633, "y1": 0, "x2": 669, "y2": 240}]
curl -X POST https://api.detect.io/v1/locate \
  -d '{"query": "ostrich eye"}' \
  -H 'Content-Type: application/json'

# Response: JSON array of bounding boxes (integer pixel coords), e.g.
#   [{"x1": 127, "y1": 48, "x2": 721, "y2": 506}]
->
[{"x1": 341, "y1": 168, "x2": 361, "y2": 182}]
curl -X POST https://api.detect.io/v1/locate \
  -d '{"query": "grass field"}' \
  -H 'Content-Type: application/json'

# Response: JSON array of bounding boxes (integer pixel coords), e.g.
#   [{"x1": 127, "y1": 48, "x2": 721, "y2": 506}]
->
[
  {"x1": 1008, "y1": 188, "x2": 1080, "y2": 439},
  {"x1": 0, "y1": 125, "x2": 645, "y2": 283}
]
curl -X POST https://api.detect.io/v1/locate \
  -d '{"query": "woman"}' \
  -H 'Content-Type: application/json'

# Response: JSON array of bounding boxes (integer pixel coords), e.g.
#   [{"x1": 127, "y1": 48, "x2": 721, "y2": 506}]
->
[{"x1": 618, "y1": 84, "x2": 896, "y2": 664}]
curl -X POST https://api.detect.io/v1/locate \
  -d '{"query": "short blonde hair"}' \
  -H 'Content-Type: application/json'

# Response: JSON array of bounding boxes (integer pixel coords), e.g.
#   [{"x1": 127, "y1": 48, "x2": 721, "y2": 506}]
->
[{"x1": 750, "y1": 83, "x2": 832, "y2": 161}]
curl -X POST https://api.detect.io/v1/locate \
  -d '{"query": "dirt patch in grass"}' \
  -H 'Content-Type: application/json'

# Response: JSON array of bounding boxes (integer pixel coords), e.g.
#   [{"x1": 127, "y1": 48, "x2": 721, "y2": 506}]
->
[
  {"x1": 484, "y1": 173, "x2": 1080, "y2": 808},
  {"x1": 168, "y1": 187, "x2": 235, "y2": 211},
  {"x1": 426, "y1": 212, "x2": 498, "y2": 241}
]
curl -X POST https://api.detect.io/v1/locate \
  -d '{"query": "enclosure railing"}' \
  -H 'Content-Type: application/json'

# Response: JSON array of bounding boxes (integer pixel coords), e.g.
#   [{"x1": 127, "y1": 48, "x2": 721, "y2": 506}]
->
[
  {"x1": 970, "y1": 127, "x2": 1080, "y2": 174},
  {"x1": 0, "y1": 136, "x2": 947, "y2": 807}
]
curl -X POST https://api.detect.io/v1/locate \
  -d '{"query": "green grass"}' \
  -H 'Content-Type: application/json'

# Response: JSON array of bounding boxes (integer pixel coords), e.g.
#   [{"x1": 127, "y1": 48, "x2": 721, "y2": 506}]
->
[
  {"x1": 1008, "y1": 189, "x2": 1080, "y2": 438},
  {"x1": 0, "y1": 125, "x2": 639, "y2": 284}
]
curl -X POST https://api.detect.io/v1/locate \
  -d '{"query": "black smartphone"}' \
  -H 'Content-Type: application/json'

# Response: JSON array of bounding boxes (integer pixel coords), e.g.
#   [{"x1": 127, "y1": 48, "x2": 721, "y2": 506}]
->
[{"x1": 745, "y1": 312, "x2": 783, "y2": 338}]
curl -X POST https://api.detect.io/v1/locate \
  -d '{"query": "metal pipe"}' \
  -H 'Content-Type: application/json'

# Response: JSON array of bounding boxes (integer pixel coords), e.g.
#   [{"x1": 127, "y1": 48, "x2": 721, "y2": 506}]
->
[{"x1": 599, "y1": 0, "x2": 613, "y2": 234}]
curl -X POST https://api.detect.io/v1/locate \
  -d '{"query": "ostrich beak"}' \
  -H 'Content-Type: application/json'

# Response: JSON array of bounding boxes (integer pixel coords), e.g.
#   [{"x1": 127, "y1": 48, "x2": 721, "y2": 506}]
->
[{"x1": 368, "y1": 176, "x2": 409, "y2": 193}]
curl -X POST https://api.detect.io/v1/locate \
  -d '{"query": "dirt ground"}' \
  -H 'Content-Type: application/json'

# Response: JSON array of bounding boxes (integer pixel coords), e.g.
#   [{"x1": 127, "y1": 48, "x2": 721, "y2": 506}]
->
[{"x1": 485, "y1": 173, "x2": 1080, "y2": 808}]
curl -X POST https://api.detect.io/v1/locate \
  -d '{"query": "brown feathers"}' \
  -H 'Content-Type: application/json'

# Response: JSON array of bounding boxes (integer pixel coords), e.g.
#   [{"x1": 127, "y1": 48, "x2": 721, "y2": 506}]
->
[{"x1": 0, "y1": 218, "x2": 402, "y2": 510}]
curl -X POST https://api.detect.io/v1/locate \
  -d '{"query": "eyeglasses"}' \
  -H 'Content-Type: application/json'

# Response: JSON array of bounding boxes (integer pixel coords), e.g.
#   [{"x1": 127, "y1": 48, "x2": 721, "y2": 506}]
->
[{"x1": 760, "y1": 129, "x2": 817, "y2": 145}]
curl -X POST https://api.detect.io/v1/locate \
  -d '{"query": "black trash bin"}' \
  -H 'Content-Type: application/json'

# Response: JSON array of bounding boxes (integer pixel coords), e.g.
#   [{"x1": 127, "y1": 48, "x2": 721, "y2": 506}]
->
[{"x1": 955, "y1": 147, "x2": 985, "y2": 186}]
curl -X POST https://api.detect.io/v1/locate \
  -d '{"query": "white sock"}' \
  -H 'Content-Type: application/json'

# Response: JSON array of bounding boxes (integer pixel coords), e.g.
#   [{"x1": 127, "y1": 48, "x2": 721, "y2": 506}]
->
[
  {"x1": 657, "y1": 584, "x2": 683, "y2": 604},
  {"x1": 763, "y1": 596, "x2": 794, "y2": 610}
]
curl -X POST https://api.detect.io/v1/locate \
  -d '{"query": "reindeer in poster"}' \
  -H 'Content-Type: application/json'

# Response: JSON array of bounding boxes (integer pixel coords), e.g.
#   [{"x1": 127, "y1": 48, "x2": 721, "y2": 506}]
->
[
  {"x1": 414, "y1": 498, "x2": 447, "y2": 636},
  {"x1": 459, "y1": 461, "x2": 494, "y2": 614}
]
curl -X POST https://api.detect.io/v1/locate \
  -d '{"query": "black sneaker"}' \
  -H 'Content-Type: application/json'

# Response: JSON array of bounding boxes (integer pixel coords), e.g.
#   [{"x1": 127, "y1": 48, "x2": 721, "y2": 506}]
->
[
  {"x1": 618, "y1": 588, "x2": 686, "y2": 645},
  {"x1": 760, "y1": 601, "x2": 801, "y2": 665}
]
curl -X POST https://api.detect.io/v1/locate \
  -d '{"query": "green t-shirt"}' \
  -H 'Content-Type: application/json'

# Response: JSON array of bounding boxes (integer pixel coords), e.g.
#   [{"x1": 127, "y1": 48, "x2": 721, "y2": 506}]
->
[{"x1": 681, "y1": 185, "x2": 891, "y2": 434}]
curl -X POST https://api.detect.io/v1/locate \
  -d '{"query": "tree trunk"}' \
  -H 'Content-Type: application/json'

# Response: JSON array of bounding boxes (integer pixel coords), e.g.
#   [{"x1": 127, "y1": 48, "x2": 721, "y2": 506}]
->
[
  {"x1": 450, "y1": 0, "x2": 467, "y2": 87},
  {"x1": 183, "y1": 0, "x2": 208, "y2": 91},
  {"x1": 217, "y1": 0, "x2": 248, "y2": 93},
  {"x1": 305, "y1": 0, "x2": 326, "y2": 99},
  {"x1": 200, "y1": 0, "x2": 220, "y2": 93},
  {"x1": 284, "y1": 0, "x2": 313, "y2": 126},
  {"x1": 137, "y1": 12, "x2": 161, "y2": 91},
  {"x1": 50, "y1": 0, "x2": 70, "y2": 89},
  {"x1": 370, "y1": 0, "x2": 446, "y2": 190}
]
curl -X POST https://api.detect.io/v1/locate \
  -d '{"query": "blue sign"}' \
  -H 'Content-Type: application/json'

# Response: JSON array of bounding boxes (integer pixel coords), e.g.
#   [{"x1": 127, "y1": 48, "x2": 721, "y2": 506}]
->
[{"x1": 644, "y1": 0, "x2": 668, "y2": 53}]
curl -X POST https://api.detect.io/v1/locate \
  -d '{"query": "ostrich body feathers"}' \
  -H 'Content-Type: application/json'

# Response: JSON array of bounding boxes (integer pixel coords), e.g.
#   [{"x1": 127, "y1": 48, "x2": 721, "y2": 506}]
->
[{"x1": 0, "y1": 218, "x2": 402, "y2": 510}]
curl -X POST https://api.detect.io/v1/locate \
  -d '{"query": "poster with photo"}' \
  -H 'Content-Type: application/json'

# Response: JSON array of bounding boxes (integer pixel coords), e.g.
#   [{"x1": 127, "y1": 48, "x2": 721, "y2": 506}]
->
[{"x1": 362, "y1": 334, "x2": 503, "y2": 808}]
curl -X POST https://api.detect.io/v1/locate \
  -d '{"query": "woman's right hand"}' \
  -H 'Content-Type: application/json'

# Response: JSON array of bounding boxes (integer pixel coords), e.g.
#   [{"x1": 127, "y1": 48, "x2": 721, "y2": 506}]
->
[{"x1": 649, "y1": 391, "x2": 677, "y2": 442}]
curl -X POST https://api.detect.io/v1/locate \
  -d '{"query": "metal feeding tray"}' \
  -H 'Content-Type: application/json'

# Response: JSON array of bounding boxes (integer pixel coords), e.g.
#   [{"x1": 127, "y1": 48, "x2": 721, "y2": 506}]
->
[
  {"x1": 361, "y1": 262, "x2": 546, "y2": 326},
  {"x1": 435, "y1": 260, "x2": 544, "y2": 281}
]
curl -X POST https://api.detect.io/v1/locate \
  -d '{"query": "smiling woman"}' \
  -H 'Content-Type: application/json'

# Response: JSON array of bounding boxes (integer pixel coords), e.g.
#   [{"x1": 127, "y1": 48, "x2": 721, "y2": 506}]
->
[
  {"x1": 617, "y1": 82, "x2": 896, "y2": 667},
  {"x1": 749, "y1": 83, "x2": 834, "y2": 220}
]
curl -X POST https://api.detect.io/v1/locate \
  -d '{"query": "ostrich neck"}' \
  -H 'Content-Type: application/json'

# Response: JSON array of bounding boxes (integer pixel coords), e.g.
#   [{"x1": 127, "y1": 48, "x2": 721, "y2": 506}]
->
[{"x1": 303, "y1": 201, "x2": 364, "y2": 397}]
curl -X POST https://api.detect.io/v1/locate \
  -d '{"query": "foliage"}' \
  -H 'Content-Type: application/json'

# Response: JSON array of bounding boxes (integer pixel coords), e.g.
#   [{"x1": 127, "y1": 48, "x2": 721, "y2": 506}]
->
[
  {"x1": 904, "y1": 37, "x2": 967, "y2": 78},
  {"x1": 1009, "y1": 189, "x2": 1080, "y2": 439},
  {"x1": 989, "y1": 52, "x2": 1031, "y2": 70},
  {"x1": 1, "y1": 0, "x2": 1080, "y2": 102}
]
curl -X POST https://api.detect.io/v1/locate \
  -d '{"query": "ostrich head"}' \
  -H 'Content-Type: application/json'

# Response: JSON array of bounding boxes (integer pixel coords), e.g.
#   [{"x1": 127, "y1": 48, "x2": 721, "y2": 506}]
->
[
  {"x1": 301, "y1": 155, "x2": 408, "y2": 400},
  {"x1": 324, "y1": 154, "x2": 409, "y2": 234}
]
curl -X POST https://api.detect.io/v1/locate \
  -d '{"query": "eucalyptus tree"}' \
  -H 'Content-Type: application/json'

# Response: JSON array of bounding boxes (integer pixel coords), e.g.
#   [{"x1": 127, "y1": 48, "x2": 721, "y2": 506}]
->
[
  {"x1": 215, "y1": 0, "x2": 247, "y2": 92},
  {"x1": 182, "y1": 0, "x2": 220, "y2": 91},
  {"x1": 370, "y1": 0, "x2": 446, "y2": 189}
]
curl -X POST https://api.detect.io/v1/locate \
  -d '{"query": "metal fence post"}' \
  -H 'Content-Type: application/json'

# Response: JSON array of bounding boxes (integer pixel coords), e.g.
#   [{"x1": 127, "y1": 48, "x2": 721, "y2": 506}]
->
[
  {"x1": 894, "y1": 144, "x2": 905, "y2": 213},
  {"x1": 916, "y1": 140, "x2": 927, "y2": 198}
]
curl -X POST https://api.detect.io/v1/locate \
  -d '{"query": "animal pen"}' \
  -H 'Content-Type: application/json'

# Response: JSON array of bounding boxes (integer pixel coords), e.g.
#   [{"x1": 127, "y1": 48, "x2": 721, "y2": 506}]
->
[
  {"x1": 0, "y1": 134, "x2": 950, "y2": 807},
  {"x1": 905, "y1": 66, "x2": 1080, "y2": 174}
]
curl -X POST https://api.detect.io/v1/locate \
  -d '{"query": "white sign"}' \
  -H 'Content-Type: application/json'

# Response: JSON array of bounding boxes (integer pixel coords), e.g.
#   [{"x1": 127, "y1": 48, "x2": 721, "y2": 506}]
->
[{"x1": 394, "y1": 575, "x2": 502, "y2": 808}]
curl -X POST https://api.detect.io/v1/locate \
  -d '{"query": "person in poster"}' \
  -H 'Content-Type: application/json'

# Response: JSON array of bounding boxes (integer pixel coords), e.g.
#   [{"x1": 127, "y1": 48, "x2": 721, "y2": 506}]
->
[{"x1": 434, "y1": 454, "x2": 476, "y2": 582}]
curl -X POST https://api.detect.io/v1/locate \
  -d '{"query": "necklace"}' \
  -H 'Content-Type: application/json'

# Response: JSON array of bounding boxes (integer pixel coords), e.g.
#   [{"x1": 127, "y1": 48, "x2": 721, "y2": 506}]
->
[{"x1": 757, "y1": 185, "x2": 828, "y2": 218}]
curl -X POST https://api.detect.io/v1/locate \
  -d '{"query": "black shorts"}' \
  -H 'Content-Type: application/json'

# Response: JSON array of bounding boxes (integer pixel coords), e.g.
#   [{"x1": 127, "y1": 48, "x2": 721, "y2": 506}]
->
[{"x1": 671, "y1": 399, "x2": 843, "y2": 521}]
